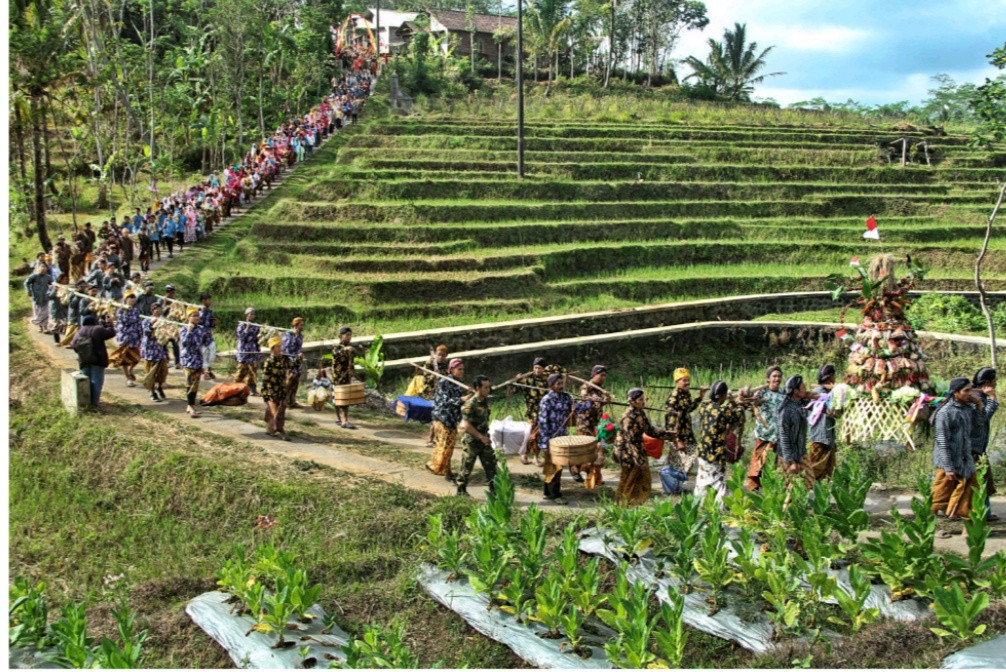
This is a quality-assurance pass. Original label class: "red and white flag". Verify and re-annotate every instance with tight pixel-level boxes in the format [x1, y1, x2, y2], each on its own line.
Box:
[863, 215, 879, 240]
[849, 256, 860, 266]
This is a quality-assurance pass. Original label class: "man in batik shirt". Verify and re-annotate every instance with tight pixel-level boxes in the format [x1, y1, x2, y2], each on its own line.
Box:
[614, 389, 674, 507]
[141, 303, 169, 402]
[515, 357, 566, 465]
[663, 367, 708, 471]
[235, 308, 261, 395]
[261, 337, 290, 441]
[427, 359, 471, 483]
[538, 374, 574, 505]
[574, 365, 611, 488]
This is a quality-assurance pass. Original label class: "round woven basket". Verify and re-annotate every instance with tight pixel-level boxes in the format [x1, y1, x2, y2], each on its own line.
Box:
[333, 382, 366, 406]
[549, 435, 598, 466]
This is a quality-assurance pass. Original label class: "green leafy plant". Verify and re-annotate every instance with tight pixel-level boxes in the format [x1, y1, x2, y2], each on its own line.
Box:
[663, 493, 704, 593]
[692, 496, 735, 614]
[828, 564, 880, 634]
[860, 478, 936, 599]
[9, 578, 52, 649]
[258, 585, 297, 645]
[748, 457, 788, 543]
[518, 504, 548, 583]
[607, 505, 652, 559]
[653, 589, 688, 668]
[47, 602, 95, 669]
[531, 570, 566, 637]
[728, 527, 765, 601]
[600, 568, 657, 668]
[986, 552, 1006, 599]
[824, 453, 871, 548]
[944, 464, 998, 590]
[928, 581, 990, 641]
[335, 617, 419, 668]
[756, 552, 803, 638]
[498, 565, 537, 624]
[722, 463, 756, 526]
[426, 514, 468, 580]
[353, 335, 385, 388]
[558, 604, 587, 655]
[465, 521, 512, 603]
[566, 556, 608, 620]
[93, 605, 148, 669]
[796, 519, 838, 627]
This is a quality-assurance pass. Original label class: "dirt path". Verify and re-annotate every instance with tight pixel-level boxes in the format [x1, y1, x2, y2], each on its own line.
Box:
[28, 325, 1006, 555]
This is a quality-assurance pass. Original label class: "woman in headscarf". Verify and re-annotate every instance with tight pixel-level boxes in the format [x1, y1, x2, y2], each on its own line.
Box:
[663, 367, 708, 471]
[970, 368, 1000, 521]
[614, 389, 674, 507]
[807, 364, 841, 481]
[696, 381, 747, 502]
[746, 365, 786, 491]
[538, 373, 574, 505]
[421, 344, 451, 447]
[777, 374, 815, 490]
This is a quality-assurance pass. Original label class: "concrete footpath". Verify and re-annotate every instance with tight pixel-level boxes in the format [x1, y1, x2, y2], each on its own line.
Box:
[29, 324, 1006, 559]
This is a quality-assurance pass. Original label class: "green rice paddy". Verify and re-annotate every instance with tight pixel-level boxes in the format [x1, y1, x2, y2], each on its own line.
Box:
[154, 111, 1005, 344]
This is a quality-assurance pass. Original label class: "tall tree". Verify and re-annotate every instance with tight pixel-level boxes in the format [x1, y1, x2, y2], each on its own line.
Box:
[684, 22, 783, 101]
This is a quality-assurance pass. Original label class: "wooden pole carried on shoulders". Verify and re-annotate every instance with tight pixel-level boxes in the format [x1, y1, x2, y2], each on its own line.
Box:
[410, 362, 472, 392]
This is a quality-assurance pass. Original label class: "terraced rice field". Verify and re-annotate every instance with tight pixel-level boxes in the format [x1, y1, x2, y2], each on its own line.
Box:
[158, 115, 1006, 340]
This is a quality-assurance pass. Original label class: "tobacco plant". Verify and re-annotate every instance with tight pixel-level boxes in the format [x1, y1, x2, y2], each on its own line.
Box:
[599, 567, 658, 669]
[335, 617, 419, 668]
[653, 589, 688, 668]
[728, 528, 765, 602]
[928, 580, 990, 642]
[749, 458, 788, 541]
[9, 578, 53, 650]
[258, 585, 298, 645]
[756, 552, 804, 638]
[517, 505, 548, 583]
[466, 529, 512, 604]
[860, 479, 936, 599]
[828, 564, 879, 634]
[498, 565, 537, 624]
[944, 465, 998, 591]
[692, 496, 735, 615]
[485, 455, 516, 530]
[565, 556, 608, 620]
[47, 603, 94, 669]
[986, 552, 1006, 598]
[723, 463, 756, 526]
[663, 494, 704, 593]
[426, 514, 467, 580]
[558, 605, 587, 655]
[607, 505, 652, 559]
[796, 519, 838, 626]
[93, 605, 148, 669]
[824, 453, 871, 548]
[531, 570, 566, 637]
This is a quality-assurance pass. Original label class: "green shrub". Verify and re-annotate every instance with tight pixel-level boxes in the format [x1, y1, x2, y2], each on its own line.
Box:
[906, 293, 986, 332]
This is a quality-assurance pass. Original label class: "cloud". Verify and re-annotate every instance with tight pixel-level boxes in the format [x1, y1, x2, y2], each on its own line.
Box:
[755, 25, 873, 53]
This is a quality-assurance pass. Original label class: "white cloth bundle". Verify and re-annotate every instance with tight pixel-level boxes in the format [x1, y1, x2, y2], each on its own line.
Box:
[489, 416, 531, 455]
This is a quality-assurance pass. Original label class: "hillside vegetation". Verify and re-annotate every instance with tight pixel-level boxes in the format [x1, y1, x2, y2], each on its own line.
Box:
[155, 99, 1006, 340]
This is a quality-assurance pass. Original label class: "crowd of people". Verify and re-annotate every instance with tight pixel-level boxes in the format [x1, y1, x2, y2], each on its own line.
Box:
[416, 354, 999, 522]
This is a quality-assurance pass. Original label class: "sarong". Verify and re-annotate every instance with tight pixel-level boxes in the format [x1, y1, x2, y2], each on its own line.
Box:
[615, 463, 651, 507]
[807, 442, 837, 481]
[108, 345, 141, 369]
[745, 439, 776, 490]
[143, 359, 168, 391]
[427, 421, 457, 475]
[932, 469, 980, 519]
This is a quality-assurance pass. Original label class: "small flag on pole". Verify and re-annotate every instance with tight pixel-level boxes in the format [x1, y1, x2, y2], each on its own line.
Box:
[849, 256, 860, 266]
[863, 215, 880, 240]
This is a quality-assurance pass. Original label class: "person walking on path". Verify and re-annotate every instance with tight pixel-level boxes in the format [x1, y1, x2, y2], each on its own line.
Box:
[932, 377, 979, 532]
[25, 263, 53, 333]
[456, 375, 497, 497]
[72, 314, 117, 407]
[261, 336, 291, 440]
[970, 367, 1000, 521]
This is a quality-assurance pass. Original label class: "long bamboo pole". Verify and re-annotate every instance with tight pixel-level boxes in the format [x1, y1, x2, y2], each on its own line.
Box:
[239, 320, 294, 333]
[53, 283, 188, 326]
[502, 381, 664, 413]
[410, 362, 472, 392]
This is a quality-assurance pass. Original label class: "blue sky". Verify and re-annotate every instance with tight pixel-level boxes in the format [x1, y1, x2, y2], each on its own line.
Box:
[673, 0, 1006, 107]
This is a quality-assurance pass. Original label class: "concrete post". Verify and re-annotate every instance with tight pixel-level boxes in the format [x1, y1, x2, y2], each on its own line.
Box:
[61, 368, 90, 413]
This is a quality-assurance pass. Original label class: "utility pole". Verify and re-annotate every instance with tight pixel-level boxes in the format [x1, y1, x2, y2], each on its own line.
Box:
[375, 0, 381, 62]
[516, 0, 524, 178]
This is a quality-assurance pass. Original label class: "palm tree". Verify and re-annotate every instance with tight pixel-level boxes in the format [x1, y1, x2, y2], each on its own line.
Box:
[525, 0, 571, 93]
[684, 22, 784, 101]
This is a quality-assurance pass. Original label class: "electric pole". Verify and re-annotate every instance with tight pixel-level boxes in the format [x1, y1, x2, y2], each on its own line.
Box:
[516, 0, 524, 178]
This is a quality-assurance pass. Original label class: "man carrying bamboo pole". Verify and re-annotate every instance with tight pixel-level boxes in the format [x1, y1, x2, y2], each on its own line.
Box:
[235, 308, 261, 395]
[513, 358, 566, 466]
[141, 303, 170, 402]
[746, 365, 785, 491]
[932, 377, 979, 529]
[262, 337, 291, 441]
[456, 375, 496, 498]
[573, 365, 611, 488]
[427, 359, 473, 483]
[662, 368, 708, 472]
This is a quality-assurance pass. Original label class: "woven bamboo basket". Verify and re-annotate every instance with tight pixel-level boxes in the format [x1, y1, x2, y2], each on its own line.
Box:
[842, 398, 919, 449]
[549, 435, 598, 466]
[333, 382, 366, 406]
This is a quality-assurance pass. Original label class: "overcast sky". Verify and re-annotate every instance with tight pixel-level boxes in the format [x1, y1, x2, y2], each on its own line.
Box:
[672, 0, 1006, 107]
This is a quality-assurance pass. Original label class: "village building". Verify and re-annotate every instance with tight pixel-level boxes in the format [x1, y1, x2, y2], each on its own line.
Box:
[397, 9, 517, 64]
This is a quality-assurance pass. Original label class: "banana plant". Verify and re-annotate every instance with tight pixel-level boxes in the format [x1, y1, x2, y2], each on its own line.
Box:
[828, 564, 879, 634]
[353, 335, 385, 388]
[653, 589, 688, 668]
[929, 580, 990, 641]
[531, 570, 565, 637]
[692, 497, 735, 615]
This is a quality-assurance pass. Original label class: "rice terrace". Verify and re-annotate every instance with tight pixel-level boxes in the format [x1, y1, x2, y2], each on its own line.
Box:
[8, 0, 1006, 669]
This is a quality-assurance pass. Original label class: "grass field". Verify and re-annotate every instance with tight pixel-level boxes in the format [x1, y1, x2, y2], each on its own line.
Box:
[142, 103, 1005, 343]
